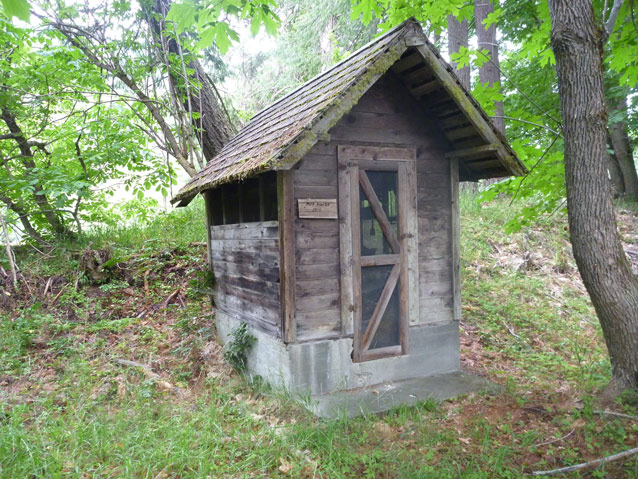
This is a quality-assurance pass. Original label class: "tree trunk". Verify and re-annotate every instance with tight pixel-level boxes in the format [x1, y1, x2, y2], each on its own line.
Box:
[548, 0, 638, 393]
[148, 0, 233, 164]
[608, 95, 638, 198]
[607, 141, 625, 196]
[0, 194, 47, 245]
[447, 14, 470, 90]
[474, 0, 506, 135]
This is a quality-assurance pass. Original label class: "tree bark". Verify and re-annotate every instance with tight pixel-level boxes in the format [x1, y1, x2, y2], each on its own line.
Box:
[608, 95, 638, 198]
[548, 0, 638, 393]
[447, 14, 470, 90]
[474, 0, 506, 134]
[148, 0, 233, 164]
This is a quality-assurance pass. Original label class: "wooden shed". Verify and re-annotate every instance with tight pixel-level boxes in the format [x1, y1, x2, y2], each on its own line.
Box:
[173, 18, 526, 404]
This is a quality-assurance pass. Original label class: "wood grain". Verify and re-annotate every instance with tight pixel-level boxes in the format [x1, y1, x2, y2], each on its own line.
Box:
[278, 171, 296, 343]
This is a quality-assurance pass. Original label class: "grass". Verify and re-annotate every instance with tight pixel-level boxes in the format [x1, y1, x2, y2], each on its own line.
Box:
[88, 197, 208, 251]
[1, 193, 637, 478]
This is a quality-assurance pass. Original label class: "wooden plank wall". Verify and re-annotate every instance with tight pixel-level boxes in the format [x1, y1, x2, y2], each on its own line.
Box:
[292, 152, 342, 341]
[210, 221, 282, 337]
[292, 70, 454, 342]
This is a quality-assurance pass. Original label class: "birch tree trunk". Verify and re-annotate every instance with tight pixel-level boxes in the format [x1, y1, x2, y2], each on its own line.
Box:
[548, 0, 638, 394]
[474, 0, 505, 134]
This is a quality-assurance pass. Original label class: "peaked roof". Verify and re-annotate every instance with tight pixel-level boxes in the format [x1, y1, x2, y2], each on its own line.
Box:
[173, 18, 526, 206]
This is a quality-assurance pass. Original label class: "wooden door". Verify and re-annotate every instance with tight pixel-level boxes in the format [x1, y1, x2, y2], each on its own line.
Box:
[338, 146, 418, 362]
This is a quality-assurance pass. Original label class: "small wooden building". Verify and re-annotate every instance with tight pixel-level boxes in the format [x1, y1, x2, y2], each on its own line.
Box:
[173, 19, 525, 401]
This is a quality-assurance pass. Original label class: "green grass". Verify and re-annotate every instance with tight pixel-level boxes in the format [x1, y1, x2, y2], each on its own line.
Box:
[1, 195, 637, 478]
[88, 197, 208, 250]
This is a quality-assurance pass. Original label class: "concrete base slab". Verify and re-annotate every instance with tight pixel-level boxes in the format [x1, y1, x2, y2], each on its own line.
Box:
[308, 371, 500, 418]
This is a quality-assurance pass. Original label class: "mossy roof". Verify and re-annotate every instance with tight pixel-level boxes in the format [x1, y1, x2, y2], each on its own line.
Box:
[173, 18, 525, 206]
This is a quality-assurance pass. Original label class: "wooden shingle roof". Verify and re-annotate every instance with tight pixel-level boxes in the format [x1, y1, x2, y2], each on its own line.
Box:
[173, 18, 526, 206]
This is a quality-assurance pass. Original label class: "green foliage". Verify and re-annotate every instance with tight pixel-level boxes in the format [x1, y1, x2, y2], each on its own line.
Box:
[87, 317, 138, 333]
[619, 389, 638, 408]
[89, 196, 207, 250]
[223, 322, 256, 372]
[0, 16, 173, 240]
[350, 0, 638, 231]
[0, 0, 285, 242]
[351, 0, 471, 33]
[167, 0, 280, 53]
[0, 305, 53, 374]
[0, 0, 29, 21]
[231, 0, 378, 117]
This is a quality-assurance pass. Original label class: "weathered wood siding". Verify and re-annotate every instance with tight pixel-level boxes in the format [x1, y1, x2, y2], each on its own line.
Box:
[210, 221, 282, 337]
[292, 70, 454, 341]
[292, 159, 341, 341]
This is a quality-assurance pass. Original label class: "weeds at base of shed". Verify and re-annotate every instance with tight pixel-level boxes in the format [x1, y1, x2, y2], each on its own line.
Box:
[1, 194, 638, 478]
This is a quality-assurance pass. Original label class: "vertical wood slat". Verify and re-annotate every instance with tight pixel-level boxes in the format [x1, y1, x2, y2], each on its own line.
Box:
[398, 164, 408, 353]
[278, 171, 297, 342]
[450, 158, 461, 321]
[396, 163, 409, 351]
[351, 165, 363, 361]
[404, 161, 420, 327]
[338, 159, 354, 335]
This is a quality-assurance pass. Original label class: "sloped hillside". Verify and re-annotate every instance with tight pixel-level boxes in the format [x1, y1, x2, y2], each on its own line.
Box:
[0, 196, 637, 478]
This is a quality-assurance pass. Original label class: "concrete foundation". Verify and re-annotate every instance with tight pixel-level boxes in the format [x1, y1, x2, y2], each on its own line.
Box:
[310, 371, 500, 418]
[216, 311, 491, 415]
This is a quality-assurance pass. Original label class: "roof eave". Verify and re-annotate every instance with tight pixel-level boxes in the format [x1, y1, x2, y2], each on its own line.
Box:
[410, 42, 526, 178]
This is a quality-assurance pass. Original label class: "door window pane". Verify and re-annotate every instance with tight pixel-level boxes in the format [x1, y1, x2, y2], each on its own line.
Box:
[369, 285, 400, 349]
[360, 265, 400, 350]
[359, 170, 398, 256]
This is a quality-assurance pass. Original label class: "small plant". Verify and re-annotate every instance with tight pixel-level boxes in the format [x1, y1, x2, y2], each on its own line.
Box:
[618, 388, 638, 408]
[98, 280, 129, 293]
[187, 270, 215, 299]
[223, 323, 256, 372]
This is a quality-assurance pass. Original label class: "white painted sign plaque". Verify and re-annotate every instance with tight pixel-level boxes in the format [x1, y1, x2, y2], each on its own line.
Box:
[298, 199, 338, 219]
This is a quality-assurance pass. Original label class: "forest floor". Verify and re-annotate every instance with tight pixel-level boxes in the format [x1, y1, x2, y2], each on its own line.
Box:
[1, 195, 638, 478]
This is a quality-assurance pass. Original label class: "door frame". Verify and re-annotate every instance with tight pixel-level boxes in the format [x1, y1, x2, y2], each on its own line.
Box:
[338, 145, 419, 362]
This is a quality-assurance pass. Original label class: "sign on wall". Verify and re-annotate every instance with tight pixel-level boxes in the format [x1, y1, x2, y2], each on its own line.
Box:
[298, 199, 338, 219]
